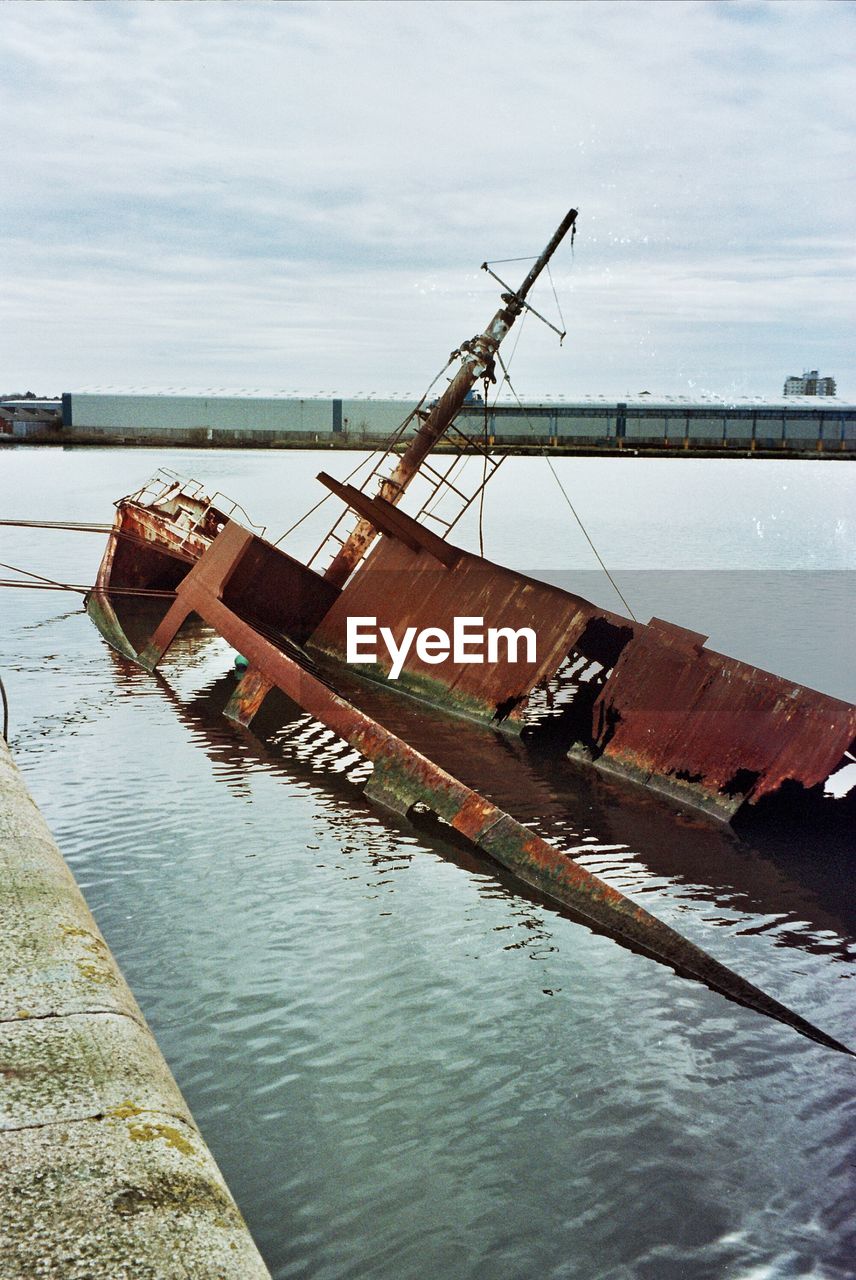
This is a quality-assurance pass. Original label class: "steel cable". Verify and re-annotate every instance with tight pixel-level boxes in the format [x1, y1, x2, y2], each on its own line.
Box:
[494, 350, 638, 622]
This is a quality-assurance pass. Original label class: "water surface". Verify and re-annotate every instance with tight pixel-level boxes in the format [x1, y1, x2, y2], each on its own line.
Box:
[1, 447, 854, 1279]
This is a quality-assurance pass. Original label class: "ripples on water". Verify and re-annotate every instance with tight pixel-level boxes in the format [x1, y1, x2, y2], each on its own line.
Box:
[2, 449, 855, 1280]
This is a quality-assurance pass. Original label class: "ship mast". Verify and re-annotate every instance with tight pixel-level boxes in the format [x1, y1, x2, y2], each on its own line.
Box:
[322, 207, 578, 588]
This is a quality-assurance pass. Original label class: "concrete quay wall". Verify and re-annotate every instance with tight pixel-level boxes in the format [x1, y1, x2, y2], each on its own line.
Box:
[0, 736, 272, 1279]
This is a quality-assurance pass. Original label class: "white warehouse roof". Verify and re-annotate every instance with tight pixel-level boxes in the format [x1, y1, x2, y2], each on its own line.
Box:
[67, 388, 854, 410]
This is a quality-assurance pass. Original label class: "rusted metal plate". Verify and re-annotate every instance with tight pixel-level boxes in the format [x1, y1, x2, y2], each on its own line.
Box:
[95, 506, 193, 593]
[317, 473, 462, 568]
[309, 534, 631, 726]
[220, 532, 341, 643]
[590, 623, 856, 818]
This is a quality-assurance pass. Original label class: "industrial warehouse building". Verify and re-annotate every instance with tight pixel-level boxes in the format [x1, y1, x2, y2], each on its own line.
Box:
[2, 390, 855, 453]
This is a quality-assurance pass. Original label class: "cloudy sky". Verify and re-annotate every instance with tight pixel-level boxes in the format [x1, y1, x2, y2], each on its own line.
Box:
[2, 0, 854, 399]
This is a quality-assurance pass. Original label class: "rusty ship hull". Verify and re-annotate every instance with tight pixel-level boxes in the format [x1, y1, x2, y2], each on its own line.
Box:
[85, 210, 855, 1055]
[90, 469, 856, 825]
[85, 479, 856, 1056]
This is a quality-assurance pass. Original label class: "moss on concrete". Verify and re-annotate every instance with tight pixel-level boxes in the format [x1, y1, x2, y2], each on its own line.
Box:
[0, 738, 271, 1278]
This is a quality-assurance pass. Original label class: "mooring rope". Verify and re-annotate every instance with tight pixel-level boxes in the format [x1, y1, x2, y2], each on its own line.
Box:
[0, 673, 8, 741]
[0, 579, 178, 598]
[0, 519, 111, 532]
[0, 579, 86, 593]
[0, 559, 177, 599]
[0, 559, 85, 592]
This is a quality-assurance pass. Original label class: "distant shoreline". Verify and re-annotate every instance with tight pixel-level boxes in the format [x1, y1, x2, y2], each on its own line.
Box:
[2, 436, 853, 460]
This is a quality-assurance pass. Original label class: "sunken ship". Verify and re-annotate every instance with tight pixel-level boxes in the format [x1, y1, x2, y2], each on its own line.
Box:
[86, 209, 855, 1055]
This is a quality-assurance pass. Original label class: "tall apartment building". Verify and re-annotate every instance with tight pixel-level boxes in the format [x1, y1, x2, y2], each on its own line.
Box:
[783, 369, 837, 396]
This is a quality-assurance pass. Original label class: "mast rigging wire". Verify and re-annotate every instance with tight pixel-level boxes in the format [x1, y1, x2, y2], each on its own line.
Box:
[494, 350, 638, 622]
